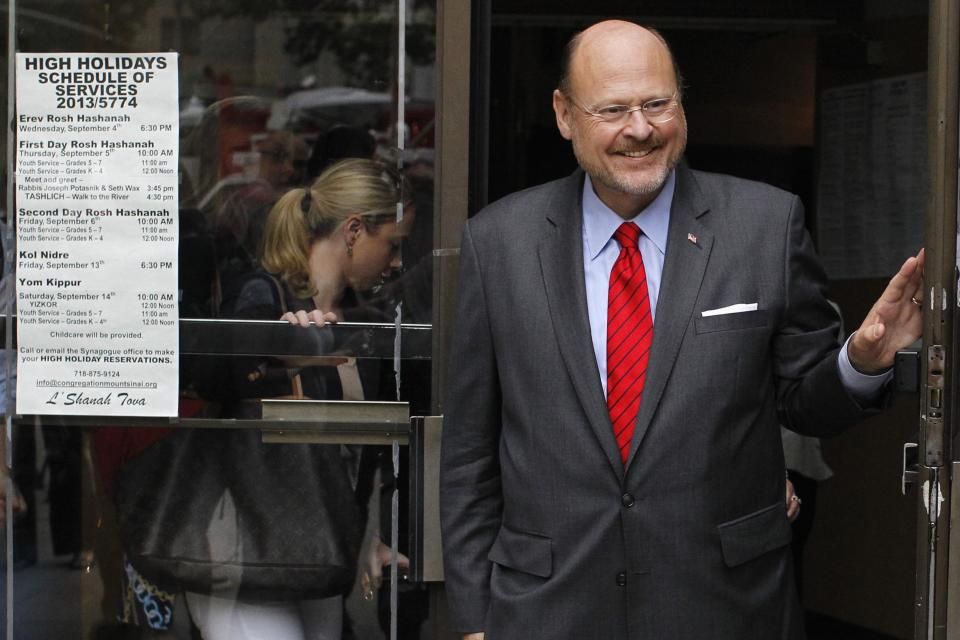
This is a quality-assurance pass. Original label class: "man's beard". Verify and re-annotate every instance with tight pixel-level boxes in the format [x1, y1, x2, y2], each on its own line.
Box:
[572, 122, 686, 199]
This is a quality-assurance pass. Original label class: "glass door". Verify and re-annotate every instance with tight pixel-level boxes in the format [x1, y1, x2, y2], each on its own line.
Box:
[1, 1, 440, 638]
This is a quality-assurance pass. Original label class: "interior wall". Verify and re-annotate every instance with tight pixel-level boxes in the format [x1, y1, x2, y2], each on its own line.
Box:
[676, 32, 816, 148]
[803, 282, 919, 639]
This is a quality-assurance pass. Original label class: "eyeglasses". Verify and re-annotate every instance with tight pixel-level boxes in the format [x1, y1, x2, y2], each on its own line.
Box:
[565, 92, 680, 126]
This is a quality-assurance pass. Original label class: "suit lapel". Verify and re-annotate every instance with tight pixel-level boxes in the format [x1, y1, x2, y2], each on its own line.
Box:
[538, 171, 624, 480]
[626, 164, 713, 469]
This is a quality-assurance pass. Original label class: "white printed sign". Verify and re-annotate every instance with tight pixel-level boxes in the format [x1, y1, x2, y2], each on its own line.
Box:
[15, 53, 179, 416]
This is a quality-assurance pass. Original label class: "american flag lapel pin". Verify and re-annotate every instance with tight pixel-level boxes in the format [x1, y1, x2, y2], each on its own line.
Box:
[687, 232, 698, 245]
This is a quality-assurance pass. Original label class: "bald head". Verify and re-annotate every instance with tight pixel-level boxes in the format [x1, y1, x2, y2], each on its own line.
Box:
[551, 19, 687, 217]
[558, 21, 683, 99]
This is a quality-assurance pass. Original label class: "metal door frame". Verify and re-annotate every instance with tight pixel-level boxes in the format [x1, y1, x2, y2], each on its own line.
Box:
[431, 0, 473, 417]
[916, 0, 959, 637]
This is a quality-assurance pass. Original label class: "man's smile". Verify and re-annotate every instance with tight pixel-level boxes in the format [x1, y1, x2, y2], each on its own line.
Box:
[613, 144, 660, 159]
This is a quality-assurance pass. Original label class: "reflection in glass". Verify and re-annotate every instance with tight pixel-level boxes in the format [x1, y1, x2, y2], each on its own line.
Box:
[218, 158, 409, 403]
[8, 0, 437, 636]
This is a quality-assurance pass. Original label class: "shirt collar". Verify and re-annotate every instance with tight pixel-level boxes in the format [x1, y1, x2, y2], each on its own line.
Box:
[582, 170, 674, 261]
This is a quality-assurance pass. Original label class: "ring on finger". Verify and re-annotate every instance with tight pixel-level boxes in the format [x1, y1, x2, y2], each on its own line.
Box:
[911, 296, 923, 307]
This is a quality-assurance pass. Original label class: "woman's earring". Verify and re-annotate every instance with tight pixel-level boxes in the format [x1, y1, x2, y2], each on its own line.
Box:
[346, 243, 353, 258]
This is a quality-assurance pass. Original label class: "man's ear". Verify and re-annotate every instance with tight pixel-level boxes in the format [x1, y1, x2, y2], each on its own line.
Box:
[553, 89, 574, 141]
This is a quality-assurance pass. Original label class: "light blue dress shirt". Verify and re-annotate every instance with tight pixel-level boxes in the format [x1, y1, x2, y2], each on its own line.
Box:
[580, 171, 890, 400]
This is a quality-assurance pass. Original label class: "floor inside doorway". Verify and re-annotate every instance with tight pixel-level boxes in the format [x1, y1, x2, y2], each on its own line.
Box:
[806, 612, 899, 639]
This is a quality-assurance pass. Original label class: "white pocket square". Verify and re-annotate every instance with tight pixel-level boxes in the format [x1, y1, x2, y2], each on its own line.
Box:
[701, 303, 758, 317]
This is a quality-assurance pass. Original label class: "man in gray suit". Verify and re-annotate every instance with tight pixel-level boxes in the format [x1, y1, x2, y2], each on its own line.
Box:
[439, 20, 924, 640]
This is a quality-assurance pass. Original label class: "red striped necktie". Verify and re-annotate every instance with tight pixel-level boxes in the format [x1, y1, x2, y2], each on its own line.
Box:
[607, 222, 653, 464]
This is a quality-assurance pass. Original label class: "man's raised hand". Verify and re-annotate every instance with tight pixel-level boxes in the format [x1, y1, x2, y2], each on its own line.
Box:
[848, 249, 925, 374]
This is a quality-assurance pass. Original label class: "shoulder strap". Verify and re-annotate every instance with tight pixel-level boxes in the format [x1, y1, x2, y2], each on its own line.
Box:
[261, 273, 305, 398]
[260, 273, 288, 315]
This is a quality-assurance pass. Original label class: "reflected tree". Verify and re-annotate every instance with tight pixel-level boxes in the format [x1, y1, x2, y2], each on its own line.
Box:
[14, 0, 155, 52]
[187, 0, 436, 88]
[13, 0, 435, 91]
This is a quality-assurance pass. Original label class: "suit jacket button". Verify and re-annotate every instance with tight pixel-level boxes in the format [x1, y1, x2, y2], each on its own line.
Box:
[621, 493, 635, 508]
[616, 571, 627, 586]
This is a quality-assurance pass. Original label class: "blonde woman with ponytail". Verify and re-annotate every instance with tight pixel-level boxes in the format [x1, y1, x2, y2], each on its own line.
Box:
[262, 158, 411, 326]
[185, 158, 413, 640]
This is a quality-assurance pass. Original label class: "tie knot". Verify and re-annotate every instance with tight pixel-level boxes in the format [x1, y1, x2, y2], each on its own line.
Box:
[613, 222, 641, 250]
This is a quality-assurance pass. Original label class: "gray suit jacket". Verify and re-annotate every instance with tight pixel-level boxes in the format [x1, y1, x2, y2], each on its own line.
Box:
[439, 164, 876, 640]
